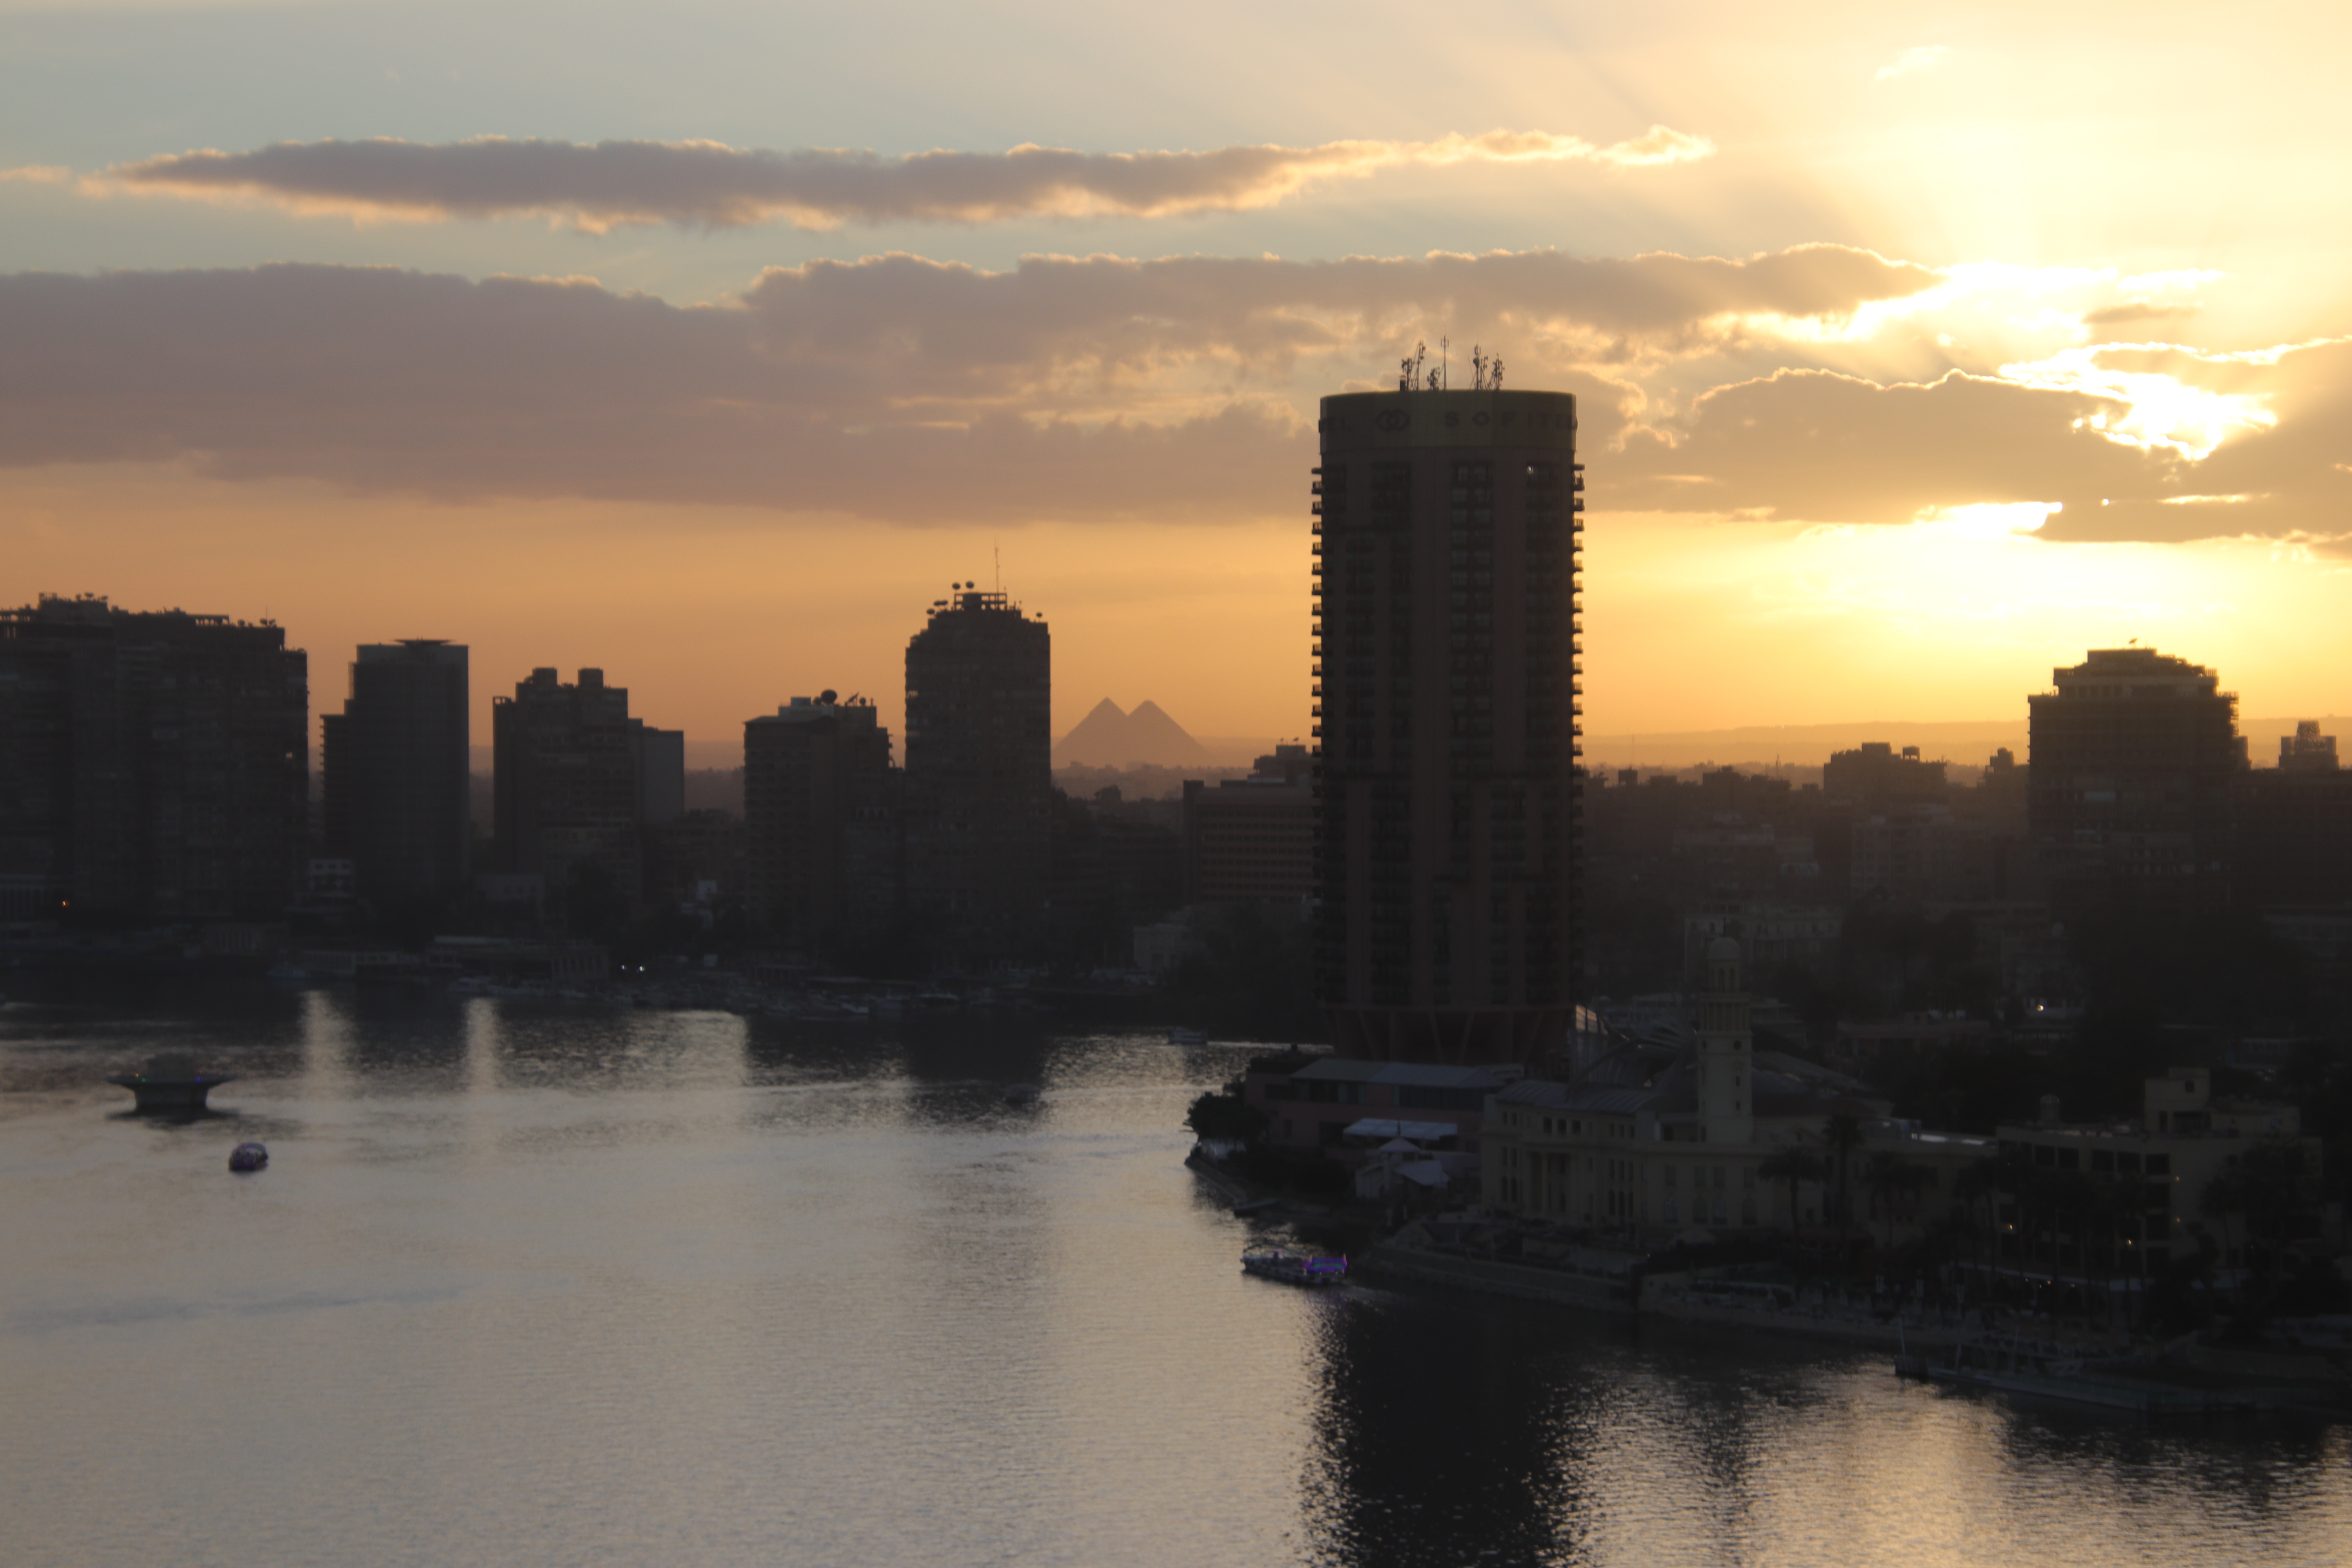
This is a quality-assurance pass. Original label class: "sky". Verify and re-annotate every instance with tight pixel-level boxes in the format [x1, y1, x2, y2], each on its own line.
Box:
[5, 0, 2350, 765]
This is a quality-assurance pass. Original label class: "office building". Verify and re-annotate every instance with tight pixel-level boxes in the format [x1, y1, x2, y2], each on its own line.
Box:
[1994, 1069, 2320, 1285]
[493, 667, 681, 915]
[1183, 745, 1314, 904]
[1312, 385, 1583, 1065]
[2238, 721, 2352, 907]
[0, 594, 307, 920]
[904, 585, 1052, 964]
[744, 692, 899, 955]
[322, 640, 470, 907]
[2027, 647, 2239, 907]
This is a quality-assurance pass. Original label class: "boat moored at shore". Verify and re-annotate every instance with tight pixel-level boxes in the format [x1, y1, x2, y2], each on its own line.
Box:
[1241, 1250, 1348, 1287]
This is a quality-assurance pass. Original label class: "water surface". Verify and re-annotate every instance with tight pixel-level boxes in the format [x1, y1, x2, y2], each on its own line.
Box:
[4, 981, 2345, 1566]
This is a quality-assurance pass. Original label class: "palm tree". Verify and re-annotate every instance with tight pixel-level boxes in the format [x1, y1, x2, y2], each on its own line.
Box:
[1864, 1152, 1937, 1252]
[1951, 1160, 2000, 1277]
[2201, 1142, 2313, 1294]
[1759, 1146, 1826, 1236]
[1823, 1112, 1866, 1234]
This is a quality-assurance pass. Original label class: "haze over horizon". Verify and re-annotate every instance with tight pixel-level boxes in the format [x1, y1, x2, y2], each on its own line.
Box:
[7, 1, 2350, 751]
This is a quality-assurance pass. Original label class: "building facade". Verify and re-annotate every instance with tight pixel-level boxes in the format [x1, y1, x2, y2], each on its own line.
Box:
[2236, 720, 2352, 909]
[492, 667, 680, 917]
[903, 586, 1052, 965]
[1481, 939, 1991, 1245]
[1184, 745, 1314, 905]
[1312, 387, 1583, 1064]
[322, 640, 470, 907]
[1993, 1069, 2322, 1286]
[0, 594, 308, 920]
[744, 692, 899, 956]
[2027, 647, 2239, 908]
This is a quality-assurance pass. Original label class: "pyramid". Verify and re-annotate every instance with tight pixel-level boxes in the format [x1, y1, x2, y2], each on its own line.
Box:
[1124, 701, 1213, 764]
[1055, 698, 1214, 766]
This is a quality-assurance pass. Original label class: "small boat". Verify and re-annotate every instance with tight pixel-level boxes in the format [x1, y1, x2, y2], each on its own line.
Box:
[228, 1142, 269, 1172]
[1003, 1083, 1042, 1105]
[1241, 1250, 1348, 1287]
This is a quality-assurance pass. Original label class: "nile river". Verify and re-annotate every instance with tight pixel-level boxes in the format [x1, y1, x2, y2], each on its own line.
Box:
[3, 980, 2348, 1568]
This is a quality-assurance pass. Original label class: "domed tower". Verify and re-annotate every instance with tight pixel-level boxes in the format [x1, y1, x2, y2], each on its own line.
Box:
[1695, 935, 1754, 1143]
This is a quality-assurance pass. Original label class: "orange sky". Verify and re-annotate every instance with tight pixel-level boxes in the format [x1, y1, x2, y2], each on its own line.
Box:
[6, 0, 2349, 761]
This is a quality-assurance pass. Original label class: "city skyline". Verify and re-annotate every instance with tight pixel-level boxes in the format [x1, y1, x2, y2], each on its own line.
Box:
[8, 4, 2352, 749]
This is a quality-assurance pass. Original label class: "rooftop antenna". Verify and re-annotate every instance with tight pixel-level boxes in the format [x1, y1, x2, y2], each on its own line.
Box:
[1441, 336, 1449, 391]
[995, 540, 1000, 594]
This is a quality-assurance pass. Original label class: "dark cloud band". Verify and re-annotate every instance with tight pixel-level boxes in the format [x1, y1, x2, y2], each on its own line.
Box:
[101, 128, 1714, 231]
[3, 250, 2330, 541]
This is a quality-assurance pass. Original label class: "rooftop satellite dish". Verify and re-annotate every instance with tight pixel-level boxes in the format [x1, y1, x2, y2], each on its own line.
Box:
[819, 689, 838, 705]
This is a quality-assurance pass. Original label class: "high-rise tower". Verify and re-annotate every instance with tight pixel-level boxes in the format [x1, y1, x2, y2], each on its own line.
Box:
[903, 585, 1051, 964]
[2027, 646, 2238, 908]
[1312, 386, 1582, 1064]
[0, 595, 307, 920]
[744, 692, 899, 957]
[493, 667, 679, 916]
[322, 640, 470, 907]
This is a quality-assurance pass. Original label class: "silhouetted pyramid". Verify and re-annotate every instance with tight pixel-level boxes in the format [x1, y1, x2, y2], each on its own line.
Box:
[1055, 698, 1214, 766]
[1124, 701, 1211, 764]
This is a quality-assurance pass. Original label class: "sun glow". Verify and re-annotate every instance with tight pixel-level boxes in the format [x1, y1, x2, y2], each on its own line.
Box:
[2005, 348, 2274, 460]
[1583, 508, 2352, 735]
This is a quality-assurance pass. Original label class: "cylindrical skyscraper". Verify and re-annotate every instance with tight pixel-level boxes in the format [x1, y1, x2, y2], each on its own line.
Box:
[903, 586, 1052, 965]
[1312, 388, 1582, 1064]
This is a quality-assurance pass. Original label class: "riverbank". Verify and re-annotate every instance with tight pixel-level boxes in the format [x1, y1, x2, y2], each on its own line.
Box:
[1356, 1238, 1637, 1314]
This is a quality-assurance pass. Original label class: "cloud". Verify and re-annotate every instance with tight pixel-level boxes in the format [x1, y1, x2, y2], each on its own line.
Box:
[0, 263, 1305, 521]
[0, 165, 72, 184]
[2084, 301, 2199, 327]
[0, 245, 1935, 522]
[1610, 368, 2178, 523]
[8, 249, 2333, 544]
[731, 244, 1938, 399]
[100, 128, 1716, 232]
[1875, 45, 1950, 82]
[1607, 343, 2352, 545]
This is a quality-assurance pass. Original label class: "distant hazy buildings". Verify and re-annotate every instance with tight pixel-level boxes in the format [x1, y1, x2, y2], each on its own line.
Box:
[904, 585, 1052, 964]
[492, 666, 682, 916]
[323, 640, 470, 907]
[0, 594, 307, 920]
[2029, 647, 2239, 908]
[1822, 742, 1947, 811]
[744, 691, 899, 955]
[1312, 385, 1583, 1065]
[2239, 719, 2352, 908]
[2278, 719, 2340, 773]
